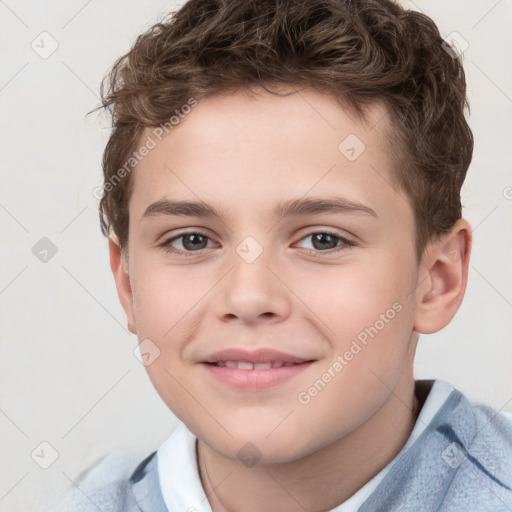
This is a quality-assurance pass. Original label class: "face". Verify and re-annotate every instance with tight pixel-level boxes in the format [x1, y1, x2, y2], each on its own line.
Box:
[118, 88, 423, 463]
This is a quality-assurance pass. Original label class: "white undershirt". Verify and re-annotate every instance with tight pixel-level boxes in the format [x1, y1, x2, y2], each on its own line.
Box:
[157, 379, 456, 512]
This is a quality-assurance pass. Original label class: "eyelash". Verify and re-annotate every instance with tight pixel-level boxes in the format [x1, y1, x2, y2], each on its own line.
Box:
[159, 230, 356, 257]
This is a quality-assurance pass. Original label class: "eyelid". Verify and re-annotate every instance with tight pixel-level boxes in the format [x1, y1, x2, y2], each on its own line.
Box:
[294, 225, 356, 242]
[161, 228, 213, 242]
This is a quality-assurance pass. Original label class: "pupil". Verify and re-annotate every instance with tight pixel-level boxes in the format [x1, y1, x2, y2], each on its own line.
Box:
[312, 233, 337, 250]
[183, 234, 207, 250]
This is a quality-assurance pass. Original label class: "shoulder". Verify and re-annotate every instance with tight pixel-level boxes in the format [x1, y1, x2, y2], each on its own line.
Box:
[361, 385, 512, 512]
[435, 391, 512, 511]
[464, 398, 512, 449]
[56, 449, 154, 512]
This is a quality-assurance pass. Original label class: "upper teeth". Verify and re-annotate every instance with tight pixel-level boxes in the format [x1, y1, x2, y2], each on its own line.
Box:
[216, 361, 297, 370]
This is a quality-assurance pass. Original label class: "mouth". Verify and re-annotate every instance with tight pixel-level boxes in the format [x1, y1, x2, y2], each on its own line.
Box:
[206, 360, 305, 370]
[201, 349, 315, 390]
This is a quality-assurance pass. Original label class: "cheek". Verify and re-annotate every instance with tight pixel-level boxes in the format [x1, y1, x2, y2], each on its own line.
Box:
[130, 262, 203, 336]
[294, 259, 411, 338]
[129, 267, 200, 417]
[294, 258, 417, 390]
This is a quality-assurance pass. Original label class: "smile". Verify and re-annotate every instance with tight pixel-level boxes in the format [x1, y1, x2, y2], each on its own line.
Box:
[211, 361, 302, 370]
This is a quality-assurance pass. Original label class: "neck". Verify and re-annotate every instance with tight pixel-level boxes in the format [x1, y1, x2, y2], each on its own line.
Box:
[198, 378, 421, 512]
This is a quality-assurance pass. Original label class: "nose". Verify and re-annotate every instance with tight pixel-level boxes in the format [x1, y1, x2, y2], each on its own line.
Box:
[213, 244, 292, 325]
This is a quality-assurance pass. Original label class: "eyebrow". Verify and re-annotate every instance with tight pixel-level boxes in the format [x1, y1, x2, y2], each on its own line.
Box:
[141, 196, 378, 221]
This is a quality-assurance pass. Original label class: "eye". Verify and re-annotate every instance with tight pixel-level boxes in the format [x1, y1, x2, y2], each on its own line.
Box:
[295, 230, 355, 255]
[159, 229, 356, 257]
[160, 232, 216, 256]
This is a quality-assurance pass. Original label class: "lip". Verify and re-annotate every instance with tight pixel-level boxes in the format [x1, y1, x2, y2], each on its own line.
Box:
[203, 348, 310, 365]
[201, 348, 315, 391]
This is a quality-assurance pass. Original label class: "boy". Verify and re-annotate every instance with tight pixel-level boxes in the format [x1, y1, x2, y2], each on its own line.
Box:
[59, 0, 512, 510]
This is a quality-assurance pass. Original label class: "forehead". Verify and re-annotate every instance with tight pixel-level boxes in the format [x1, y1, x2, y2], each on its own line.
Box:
[130, 88, 408, 226]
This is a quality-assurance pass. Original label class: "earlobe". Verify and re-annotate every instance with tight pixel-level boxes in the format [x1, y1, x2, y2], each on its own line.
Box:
[108, 236, 137, 335]
[414, 219, 472, 334]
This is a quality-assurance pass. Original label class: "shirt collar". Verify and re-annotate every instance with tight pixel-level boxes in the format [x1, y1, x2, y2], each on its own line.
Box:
[157, 421, 213, 512]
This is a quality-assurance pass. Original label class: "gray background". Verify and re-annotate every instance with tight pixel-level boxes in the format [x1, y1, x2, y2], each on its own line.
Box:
[0, 1, 511, 510]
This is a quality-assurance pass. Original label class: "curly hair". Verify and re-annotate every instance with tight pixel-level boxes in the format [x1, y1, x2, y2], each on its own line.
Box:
[94, 0, 473, 262]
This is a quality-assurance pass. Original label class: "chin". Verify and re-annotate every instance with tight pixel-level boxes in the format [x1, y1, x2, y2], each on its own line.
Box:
[202, 422, 320, 465]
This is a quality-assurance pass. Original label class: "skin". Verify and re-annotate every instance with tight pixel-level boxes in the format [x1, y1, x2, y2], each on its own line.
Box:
[109, 87, 472, 512]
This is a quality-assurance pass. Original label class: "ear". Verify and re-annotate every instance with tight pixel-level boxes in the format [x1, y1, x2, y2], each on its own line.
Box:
[108, 236, 137, 334]
[413, 218, 472, 334]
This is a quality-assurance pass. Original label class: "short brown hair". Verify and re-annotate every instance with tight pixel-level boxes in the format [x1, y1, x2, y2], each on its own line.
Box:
[95, 0, 473, 261]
